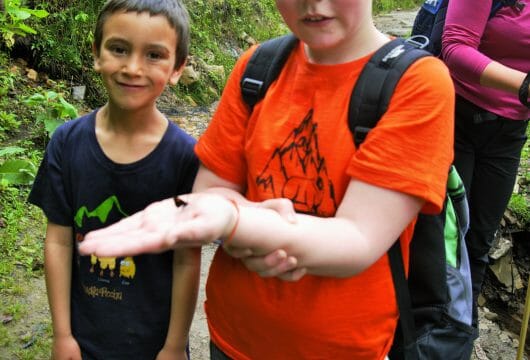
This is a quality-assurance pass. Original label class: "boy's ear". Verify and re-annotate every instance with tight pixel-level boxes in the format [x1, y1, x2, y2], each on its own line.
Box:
[92, 43, 101, 73]
[168, 63, 185, 85]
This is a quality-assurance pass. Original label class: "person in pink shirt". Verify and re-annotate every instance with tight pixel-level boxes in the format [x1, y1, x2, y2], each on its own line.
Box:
[442, 0, 530, 329]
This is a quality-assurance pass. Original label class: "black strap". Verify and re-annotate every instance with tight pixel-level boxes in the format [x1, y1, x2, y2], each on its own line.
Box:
[348, 38, 431, 354]
[388, 240, 417, 352]
[348, 38, 431, 148]
[240, 34, 298, 110]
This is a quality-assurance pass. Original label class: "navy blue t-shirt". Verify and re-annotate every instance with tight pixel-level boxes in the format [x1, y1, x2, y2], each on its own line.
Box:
[29, 110, 198, 359]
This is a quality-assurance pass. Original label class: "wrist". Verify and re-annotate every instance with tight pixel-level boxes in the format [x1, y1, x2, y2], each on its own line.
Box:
[53, 330, 73, 339]
[518, 72, 530, 109]
[162, 339, 188, 352]
[222, 199, 240, 246]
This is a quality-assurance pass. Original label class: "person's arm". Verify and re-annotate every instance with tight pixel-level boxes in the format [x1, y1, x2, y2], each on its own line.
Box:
[156, 248, 200, 360]
[480, 61, 529, 99]
[442, 0, 530, 99]
[44, 222, 82, 360]
[193, 165, 303, 279]
[79, 166, 422, 277]
[194, 166, 423, 277]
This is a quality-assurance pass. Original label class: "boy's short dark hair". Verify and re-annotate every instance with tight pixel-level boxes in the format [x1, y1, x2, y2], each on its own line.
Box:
[94, 0, 190, 69]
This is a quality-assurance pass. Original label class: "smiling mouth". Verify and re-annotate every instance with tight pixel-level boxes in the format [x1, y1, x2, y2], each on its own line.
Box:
[303, 15, 330, 23]
[117, 82, 144, 88]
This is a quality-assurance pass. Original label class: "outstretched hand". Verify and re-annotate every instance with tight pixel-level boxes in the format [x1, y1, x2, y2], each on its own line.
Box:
[78, 193, 307, 281]
[79, 193, 236, 257]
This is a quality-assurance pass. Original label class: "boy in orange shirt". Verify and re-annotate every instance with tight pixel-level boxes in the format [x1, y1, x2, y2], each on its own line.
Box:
[80, 0, 455, 359]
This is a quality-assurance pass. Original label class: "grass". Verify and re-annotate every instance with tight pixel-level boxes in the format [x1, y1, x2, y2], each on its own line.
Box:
[0, 186, 50, 360]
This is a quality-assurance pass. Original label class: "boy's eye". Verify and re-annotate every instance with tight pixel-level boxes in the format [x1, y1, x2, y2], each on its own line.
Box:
[109, 44, 127, 55]
[147, 51, 164, 61]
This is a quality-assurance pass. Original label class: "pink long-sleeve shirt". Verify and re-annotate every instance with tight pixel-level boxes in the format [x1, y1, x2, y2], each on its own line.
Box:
[442, 0, 530, 120]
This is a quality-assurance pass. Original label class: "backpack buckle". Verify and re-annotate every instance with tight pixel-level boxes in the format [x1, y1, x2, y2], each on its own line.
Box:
[241, 78, 264, 99]
[406, 35, 430, 50]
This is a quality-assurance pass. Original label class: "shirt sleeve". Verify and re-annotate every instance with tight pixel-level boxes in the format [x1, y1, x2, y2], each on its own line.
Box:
[28, 127, 73, 226]
[441, 0, 493, 84]
[348, 57, 455, 214]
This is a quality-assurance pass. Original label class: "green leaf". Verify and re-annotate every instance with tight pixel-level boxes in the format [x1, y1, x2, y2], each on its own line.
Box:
[15, 23, 37, 35]
[28, 9, 49, 19]
[45, 91, 59, 101]
[44, 118, 64, 138]
[58, 97, 78, 119]
[23, 93, 46, 106]
[0, 147, 25, 157]
[10, 9, 32, 21]
[0, 159, 36, 185]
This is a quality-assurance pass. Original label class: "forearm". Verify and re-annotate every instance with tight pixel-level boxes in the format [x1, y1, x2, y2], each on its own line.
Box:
[44, 227, 74, 337]
[163, 247, 200, 351]
[480, 61, 530, 98]
[231, 208, 365, 276]
[228, 182, 422, 277]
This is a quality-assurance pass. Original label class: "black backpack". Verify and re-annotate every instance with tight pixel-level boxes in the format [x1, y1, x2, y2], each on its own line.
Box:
[240, 35, 475, 360]
[411, 0, 517, 56]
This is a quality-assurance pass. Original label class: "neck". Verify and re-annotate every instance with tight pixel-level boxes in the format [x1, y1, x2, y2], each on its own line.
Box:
[98, 103, 166, 135]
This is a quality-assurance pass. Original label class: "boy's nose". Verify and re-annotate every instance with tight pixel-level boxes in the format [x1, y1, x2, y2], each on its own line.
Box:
[122, 55, 143, 75]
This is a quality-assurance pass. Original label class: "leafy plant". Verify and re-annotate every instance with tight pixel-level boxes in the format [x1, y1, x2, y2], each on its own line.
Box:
[0, 0, 49, 47]
[0, 146, 36, 187]
[0, 111, 20, 140]
[508, 194, 530, 226]
[23, 90, 78, 138]
[0, 68, 16, 97]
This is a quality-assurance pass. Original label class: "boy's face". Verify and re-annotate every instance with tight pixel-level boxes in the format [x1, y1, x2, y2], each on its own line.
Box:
[275, 0, 370, 62]
[93, 10, 182, 111]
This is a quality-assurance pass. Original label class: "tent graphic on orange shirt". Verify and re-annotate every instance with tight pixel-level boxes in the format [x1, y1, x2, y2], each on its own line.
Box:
[256, 110, 338, 217]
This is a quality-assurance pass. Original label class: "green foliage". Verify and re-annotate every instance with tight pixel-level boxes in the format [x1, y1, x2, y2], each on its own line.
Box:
[0, 111, 21, 140]
[0, 146, 37, 187]
[0, 186, 45, 277]
[23, 90, 78, 138]
[178, 0, 285, 104]
[0, 158, 36, 187]
[0, 67, 15, 96]
[0, 186, 49, 360]
[509, 194, 530, 226]
[29, 3, 97, 78]
[0, 0, 49, 47]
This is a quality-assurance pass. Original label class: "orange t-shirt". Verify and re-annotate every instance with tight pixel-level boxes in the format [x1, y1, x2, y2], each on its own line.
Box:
[195, 41, 454, 359]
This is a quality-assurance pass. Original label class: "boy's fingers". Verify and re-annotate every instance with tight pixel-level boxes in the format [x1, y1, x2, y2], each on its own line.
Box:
[241, 250, 302, 278]
[257, 256, 298, 278]
[223, 245, 253, 258]
[260, 198, 296, 223]
[277, 267, 307, 282]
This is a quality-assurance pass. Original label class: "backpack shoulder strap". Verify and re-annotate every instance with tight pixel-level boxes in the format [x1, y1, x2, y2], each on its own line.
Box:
[348, 37, 432, 148]
[240, 34, 299, 110]
[348, 37, 432, 354]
